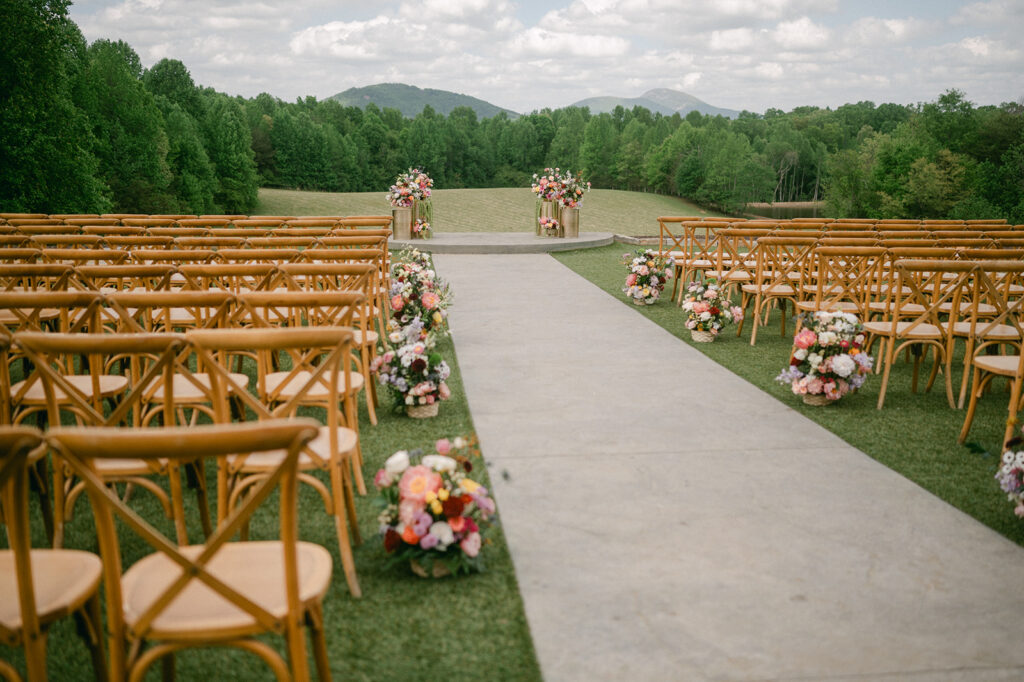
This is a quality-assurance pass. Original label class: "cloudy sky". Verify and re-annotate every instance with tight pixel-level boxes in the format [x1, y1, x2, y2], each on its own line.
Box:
[70, 0, 1024, 114]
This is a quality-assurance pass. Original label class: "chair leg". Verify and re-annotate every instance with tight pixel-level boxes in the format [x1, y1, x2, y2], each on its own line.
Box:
[877, 337, 896, 409]
[76, 592, 108, 682]
[161, 652, 175, 682]
[328, 463, 362, 598]
[959, 367, 985, 443]
[1004, 376, 1024, 447]
[30, 458, 55, 545]
[749, 297, 762, 346]
[167, 465, 189, 546]
[188, 461, 214, 538]
[307, 602, 332, 682]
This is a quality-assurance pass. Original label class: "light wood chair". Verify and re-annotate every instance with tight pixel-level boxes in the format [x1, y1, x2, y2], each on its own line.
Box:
[47, 419, 331, 681]
[0, 426, 106, 682]
[186, 328, 364, 598]
[795, 246, 886, 321]
[737, 236, 818, 345]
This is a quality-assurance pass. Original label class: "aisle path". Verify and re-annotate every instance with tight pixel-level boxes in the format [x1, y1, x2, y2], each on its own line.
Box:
[435, 253, 1024, 682]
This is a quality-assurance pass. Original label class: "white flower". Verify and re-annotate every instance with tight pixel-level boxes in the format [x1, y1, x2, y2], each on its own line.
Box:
[817, 331, 837, 346]
[422, 455, 457, 473]
[1015, 451, 1024, 467]
[429, 521, 455, 548]
[700, 311, 711, 321]
[794, 348, 808, 361]
[384, 450, 410, 475]
[807, 352, 823, 368]
[453, 436, 467, 449]
[832, 354, 857, 378]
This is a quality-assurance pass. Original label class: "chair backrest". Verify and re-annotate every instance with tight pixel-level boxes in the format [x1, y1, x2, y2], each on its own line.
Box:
[0, 264, 77, 292]
[41, 248, 129, 265]
[750, 236, 819, 291]
[0, 425, 48, 679]
[46, 419, 320, 677]
[229, 290, 363, 329]
[29, 235, 103, 249]
[891, 260, 976, 334]
[105, 290, 237, 333]
[74, 264, 177, 292]
[177, 263, 279, 293]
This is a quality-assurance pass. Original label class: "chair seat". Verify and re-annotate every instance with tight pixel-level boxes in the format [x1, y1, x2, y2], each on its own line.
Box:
[151, 372, 250, 401]
[0, 549, 102, 629]
[229, 426, 358, 470]
[10, 374, 129, 403]
[741, 284, 796, 295]
[121, 541, 332, 639]
[352, 329, 378, 346]
[264, 369, 364, 400]
[0, 308, 61, 325]
[93, 457, 170, 475]
[867, 301, 926, 314]
[862, 320, 944, 338]
[795, 300, 859, 313]
[973, 355, 1021, 376]
[937, 301, 997, 316]
[944, 321, 1020, 339]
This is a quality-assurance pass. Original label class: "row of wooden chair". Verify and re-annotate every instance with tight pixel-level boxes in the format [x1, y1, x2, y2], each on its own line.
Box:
[2, 418, 333, 681]
[0, 213, 392, 229]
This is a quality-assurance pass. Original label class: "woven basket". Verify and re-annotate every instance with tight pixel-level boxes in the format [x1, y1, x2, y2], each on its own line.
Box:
[406, 402, 439, 419]
[690, 329, 716, 343]
[802, 393, 833, 406]
[631, 297, 649, 306]
[410, 559, 450, 578]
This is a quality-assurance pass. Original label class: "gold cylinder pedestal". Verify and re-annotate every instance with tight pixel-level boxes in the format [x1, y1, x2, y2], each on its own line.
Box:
[537, 200, 555, 236]
[561, 207, 579, 238]
[392, 206, 412, 240]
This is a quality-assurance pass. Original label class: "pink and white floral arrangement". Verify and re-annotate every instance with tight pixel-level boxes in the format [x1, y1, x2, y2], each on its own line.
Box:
[558, 170, 591, 209]
[376, 436, 496, 575]
[681, 278, 743, 335]
[996, 446, 1024, 518]
[386, 168, 433, 208]
[412, 218, 431, 239]
[538, 216, 559, 235]
[370, 339, 451, 410]
[621, 249, 674, 305]
[387, 247, 452, 346]
[531, 168, 565, 202]
[775, 311, 873, 402]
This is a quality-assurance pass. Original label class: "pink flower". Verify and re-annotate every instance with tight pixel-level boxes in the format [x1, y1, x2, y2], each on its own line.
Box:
[730, 306, 744, 321]
[806, 377, 824, 394]
[1015, 503, 1024, 518]
[435, 438, 451, 455]
[374, 469, 392, 488]
[692, 302, 709, 314]
[421, 291, 440, 310]
[390, 295, 405, 312]
[794, 329, 817, 349]
[399, 498, 424, 525]
[438, 382, 451, 400]
[625, 273, 637, 286]
[460, 531, 481, 558]
[398, 465, 442, 504]
[419, 534, 439, 550]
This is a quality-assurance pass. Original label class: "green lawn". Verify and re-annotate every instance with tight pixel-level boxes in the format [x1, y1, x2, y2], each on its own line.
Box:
[257, 187, 727, 236]
[553, 244, 1024, 547]
[2, 338, 541, 681]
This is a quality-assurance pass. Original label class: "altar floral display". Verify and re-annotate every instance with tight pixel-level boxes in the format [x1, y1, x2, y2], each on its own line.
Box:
[376, 436, 496, 575]
[681, 278, 743, 337]
[370, 340, 452, 412]
[538, 216, 559, 235]
[412, 218, 431, 239]
[557, 170, 591, 208]
[386, 168, 434, 207]
[622, 249, 673, 305]
[996, 447, 1024, 518]
[531, 168, 565, 202]
[387, 248, 452, 345]
[775, 311, 873, 403]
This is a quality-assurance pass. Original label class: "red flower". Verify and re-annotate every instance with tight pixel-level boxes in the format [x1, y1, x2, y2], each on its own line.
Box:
[710, 306, 720, 315]
[384, 528, 401, 553]
[442, 495, 465, 518]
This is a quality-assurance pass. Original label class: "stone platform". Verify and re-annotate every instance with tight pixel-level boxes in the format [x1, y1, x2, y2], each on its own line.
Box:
[391, 231, 613, 254]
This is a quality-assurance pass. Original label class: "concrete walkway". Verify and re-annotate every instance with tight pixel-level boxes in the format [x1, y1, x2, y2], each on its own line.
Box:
[435, 253, 1024, 682]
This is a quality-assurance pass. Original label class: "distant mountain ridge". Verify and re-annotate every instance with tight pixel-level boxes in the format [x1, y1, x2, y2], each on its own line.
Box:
[327, 83, 519, 119]
[571, 88, 740, 119]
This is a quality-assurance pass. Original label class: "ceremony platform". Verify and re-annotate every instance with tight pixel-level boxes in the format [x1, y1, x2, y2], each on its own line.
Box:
[391, 231, 614, 254]
[438, 252, 1024, 682]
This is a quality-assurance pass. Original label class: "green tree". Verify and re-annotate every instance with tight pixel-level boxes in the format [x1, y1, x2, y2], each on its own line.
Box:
[580, 114, 619, 187]
[201, 91, 258, 212]
[155, 97, 216, 213]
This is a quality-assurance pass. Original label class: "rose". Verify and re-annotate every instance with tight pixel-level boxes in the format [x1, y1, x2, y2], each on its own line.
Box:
[794, 329, 817, 349]
[390, 295, 405, 312]
[460, 532, 481, 558]
[374, 469, 392, 488]
[421, 292, 440, 310]
[626, 273, 637, 286]
[384, 450, 410, 475]
[435, 438, 451, 455]
[831, 354, 857, 378]
[398, 465, 442, 504]
[438, 382, 451, 400]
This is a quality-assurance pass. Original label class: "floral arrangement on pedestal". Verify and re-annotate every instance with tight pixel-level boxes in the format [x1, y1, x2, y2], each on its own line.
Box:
[681, 278, 743, 341]
[621, 249, 673, 305]
[376, 436, 496, 576]
[387, 247, 452, 346]
[775, 311, 873, 404]
[557, 170, 591, 209]
[538, 216, 559, 236]
[412, 218, 431, 239]
[370, 339, 452, 417]
[387, 168, 434, 226]
[531, 167, 565, 202]
[996, 447, 1024, 518]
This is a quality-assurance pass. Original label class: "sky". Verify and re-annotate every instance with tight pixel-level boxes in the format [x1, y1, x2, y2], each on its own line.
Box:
[69, 0, 1024, 115]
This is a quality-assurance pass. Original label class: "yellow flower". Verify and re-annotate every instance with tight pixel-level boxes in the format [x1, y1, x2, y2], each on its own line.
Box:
[430, 500, 443, 515]
[438, 488, 450, 501]
[432, 311, 443, 325]
[461, 479, 480, 493]
[425, 491, 437, 503]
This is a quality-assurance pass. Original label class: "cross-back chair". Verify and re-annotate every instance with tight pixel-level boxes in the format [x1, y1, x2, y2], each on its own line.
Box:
[737, 236, 818, 345]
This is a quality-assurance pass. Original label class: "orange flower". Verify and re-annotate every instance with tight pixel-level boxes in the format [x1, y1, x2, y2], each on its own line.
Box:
[401, 525, 420, 544]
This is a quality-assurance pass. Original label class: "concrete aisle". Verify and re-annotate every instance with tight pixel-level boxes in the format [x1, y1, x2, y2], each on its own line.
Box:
[435, 253, 1024, 682]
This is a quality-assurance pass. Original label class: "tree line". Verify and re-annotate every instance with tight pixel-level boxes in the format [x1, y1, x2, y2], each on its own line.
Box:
[3, 0, 1023, 222]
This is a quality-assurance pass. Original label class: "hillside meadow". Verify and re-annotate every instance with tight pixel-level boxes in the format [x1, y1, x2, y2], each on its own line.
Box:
[257, 187, 727, 235]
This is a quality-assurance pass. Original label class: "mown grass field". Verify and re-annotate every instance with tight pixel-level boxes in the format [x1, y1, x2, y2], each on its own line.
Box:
[257, 187, 727, 235]
[554, 244, 1024, 548]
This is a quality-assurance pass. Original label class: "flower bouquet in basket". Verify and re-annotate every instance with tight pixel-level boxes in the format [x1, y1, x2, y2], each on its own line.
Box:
[622, 249, 673, 305]
[538, 216, 559, 236]
[370, 340, 452, 418]
[775, 311, 873, 405]
[996, 447, 1024, 518]
[412, 218, 431, 239]
[388, 248, 452, 346]
[681, 278, 743, 342]
[376, 436, 496, 576]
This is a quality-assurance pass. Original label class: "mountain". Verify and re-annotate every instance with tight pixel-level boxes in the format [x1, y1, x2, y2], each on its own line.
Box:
[571, 88, 740, 119]
[327, 83, 519, 119]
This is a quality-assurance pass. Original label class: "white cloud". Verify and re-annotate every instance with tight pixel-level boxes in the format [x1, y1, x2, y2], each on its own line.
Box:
[709, 28, 755, 51]
[772, 17, 830, 50]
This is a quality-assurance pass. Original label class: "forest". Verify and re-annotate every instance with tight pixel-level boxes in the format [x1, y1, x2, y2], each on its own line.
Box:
[3, 0, 1023, 222]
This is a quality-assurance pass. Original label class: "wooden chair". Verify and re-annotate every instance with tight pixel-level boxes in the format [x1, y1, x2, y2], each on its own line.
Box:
[0, 264, 77, 293]
[795, 246, 886, 321]
[74, 264, 177, 294]
[47, 419, 332, 681]
[0, 250, 41, 264]
[863, 260, 962, 409]
[12, 331, 211, 546]
[0, 426, 106, 682]
[186, 328, 364, 597]
[40, 249, 129, 266]
[737, 236, 818, 345]
[702, 228, 770, 298]
[177, 263, 279, 294]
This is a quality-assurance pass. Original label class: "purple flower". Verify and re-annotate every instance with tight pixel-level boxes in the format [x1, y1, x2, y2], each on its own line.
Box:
[419, 534, 439, 550]
[413, 511, 432, 536]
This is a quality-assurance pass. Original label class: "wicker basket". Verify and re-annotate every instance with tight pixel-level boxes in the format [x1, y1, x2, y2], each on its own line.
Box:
[410, 559, 450, 578]
[690, 329, 716, 343]
[631, 297, 648, 306]
[406, 402, 439, 419]
[802, 393, 833, 406]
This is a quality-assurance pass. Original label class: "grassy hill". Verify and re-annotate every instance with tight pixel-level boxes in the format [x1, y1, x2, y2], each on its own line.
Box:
[572, 88, 740, 119]
[256, 187, 727, 236]
[328, 83, 519, 119]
